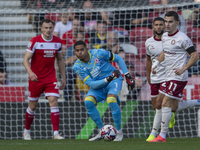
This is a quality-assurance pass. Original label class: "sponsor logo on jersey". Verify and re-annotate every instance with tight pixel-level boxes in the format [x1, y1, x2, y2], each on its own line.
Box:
[90, 66, 100, 78]
[171, 39, 175, 45]
[149, 45, 155, 50]
[164, 50, 176, 55]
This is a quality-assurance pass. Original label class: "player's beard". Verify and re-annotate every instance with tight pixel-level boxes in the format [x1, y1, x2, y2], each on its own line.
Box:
[154, 30, 164, 36]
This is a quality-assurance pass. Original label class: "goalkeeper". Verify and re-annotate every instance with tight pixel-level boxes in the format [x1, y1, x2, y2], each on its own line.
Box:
[73, 41, 135, 141]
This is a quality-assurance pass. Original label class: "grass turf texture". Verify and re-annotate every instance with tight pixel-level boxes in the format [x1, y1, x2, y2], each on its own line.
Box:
[0, 138, 200, 150]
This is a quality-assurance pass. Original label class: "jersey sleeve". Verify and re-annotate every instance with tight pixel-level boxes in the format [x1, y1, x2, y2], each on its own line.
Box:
[97, 49, 112, 61]
[181, 35, 193, 51]
[26, 37, 37, 53]
[57, 38, 62, 53]
[53, 22, 60, 33]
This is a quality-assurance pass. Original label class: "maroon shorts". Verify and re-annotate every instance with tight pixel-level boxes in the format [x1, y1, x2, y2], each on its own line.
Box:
[165, 80, 187, 100]
[28, 79, 59, 101]
[151, 82, 166, 97]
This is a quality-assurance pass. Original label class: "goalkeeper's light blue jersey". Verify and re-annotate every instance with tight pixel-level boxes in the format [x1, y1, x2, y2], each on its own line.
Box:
[73, 49, 127, 84]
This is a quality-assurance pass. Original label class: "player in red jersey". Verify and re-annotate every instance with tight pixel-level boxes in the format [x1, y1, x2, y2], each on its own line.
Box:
[22, 19, 66, 140]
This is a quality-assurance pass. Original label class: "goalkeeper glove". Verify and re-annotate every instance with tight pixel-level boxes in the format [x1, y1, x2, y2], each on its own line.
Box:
[125, 73, 135, 90]
[105, 70, 121, 83]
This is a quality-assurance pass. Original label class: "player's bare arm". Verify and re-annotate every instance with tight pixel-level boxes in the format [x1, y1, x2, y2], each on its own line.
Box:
[146, 56, 152, 84]
[64, 55, 77, 66]
[61, 46, 66, 56]
[56, 52, 66, 90]
[173, 51, 199, 75]
[151, 51, 165, 74]
[23, 51, 38, 82]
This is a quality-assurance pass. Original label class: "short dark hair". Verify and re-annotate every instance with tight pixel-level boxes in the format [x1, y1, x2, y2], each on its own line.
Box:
[153, 17, 165, 24]
[40, 19, 54, 26]
[165, 11, 179, 21]
[74, 41, 87, 49]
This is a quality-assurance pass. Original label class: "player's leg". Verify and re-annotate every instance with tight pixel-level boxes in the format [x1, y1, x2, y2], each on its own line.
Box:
[48, 96, 64, 139]
[23, 80, 41, 140]
[149, 96, 176, 142]
[146, 93, 164, 141]
[107, 78, 123, 141]
[24, 100, 38, 140]
[173, 99, 200, 113]
[85, 89, 106, 141]
[149, 80, 188, 142]
[46, 81, 64, 139]
[169, 99, 200, 128]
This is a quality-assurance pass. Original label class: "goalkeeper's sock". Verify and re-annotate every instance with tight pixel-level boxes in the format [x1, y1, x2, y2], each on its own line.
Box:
[160, 107, 171, 139]
[25, 107, 35, 130]
[108, 100, 121, 130]
[85, 100, 104, 129]
[151, 109, 162, 137]
[176, 99, 199, 113]
[51, 106, 59, 131]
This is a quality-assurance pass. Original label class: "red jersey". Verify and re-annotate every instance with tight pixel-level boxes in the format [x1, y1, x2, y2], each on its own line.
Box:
[26, 34, 62, 80]
[61, 30, 89, 48]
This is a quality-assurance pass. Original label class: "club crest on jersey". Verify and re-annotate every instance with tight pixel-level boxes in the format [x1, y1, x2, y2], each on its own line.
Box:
[54, 44, 58, 48]
[171, 40, 175, 45]
[94, 58, 100, 64]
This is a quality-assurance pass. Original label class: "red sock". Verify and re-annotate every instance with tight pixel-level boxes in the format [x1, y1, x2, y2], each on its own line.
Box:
[25, 108, 35, 130]
[51, 107, 59, 131]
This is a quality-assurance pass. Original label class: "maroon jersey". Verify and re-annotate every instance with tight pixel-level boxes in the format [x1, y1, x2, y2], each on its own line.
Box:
[26, 34, 62, 80]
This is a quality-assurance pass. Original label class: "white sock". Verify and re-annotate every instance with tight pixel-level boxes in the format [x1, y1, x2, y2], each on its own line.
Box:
[159, 132, 167, 139]
[151, 109, 162, 137]
[117, 129, 122, 134]
[160, 107, 171, 139]
[54, 131, 59, 136]
[176, 100, 196, 112]
[24, 129, 30, 134]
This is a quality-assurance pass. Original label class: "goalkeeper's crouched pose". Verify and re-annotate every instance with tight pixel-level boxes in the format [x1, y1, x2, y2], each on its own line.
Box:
[73, 41, 135, 141]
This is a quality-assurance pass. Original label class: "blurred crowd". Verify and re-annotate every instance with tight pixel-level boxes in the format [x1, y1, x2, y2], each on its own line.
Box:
[15, 0, 200, 100]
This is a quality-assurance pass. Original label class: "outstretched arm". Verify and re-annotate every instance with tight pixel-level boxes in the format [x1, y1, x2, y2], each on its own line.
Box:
[84, 70, 121, 90]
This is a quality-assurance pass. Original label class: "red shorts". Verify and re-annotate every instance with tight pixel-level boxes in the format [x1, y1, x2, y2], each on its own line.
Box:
[165, 80, 187, 100]
[151, 82, 166, 97]
[28, 79, 59, 101]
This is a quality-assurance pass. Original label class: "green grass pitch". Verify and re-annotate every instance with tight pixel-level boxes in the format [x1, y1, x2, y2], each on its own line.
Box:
[0, 138, 200, 150]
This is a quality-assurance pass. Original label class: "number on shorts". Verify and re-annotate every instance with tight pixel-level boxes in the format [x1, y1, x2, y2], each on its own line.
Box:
[54, 82, 59, 89]
[168, 82, 177, 91]
[161, 82, 166, 87]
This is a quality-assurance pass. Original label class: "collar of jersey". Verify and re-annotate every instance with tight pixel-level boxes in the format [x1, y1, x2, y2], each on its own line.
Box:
[97, 33, 106, 40]
[41, 34, 53, 42]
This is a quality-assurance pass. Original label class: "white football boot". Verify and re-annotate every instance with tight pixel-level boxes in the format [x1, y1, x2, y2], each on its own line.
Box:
[54, 133, 65, 139]
[89, 131, 102, 141]
[23, 130, 32, 140]
[113, 130, 123, 141]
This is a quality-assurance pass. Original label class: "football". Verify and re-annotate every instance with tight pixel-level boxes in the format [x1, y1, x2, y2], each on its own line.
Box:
[100, 125, 117, 141]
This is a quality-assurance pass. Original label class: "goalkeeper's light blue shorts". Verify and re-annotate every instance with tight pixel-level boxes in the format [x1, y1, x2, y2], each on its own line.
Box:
[86, 78, 123, 103]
